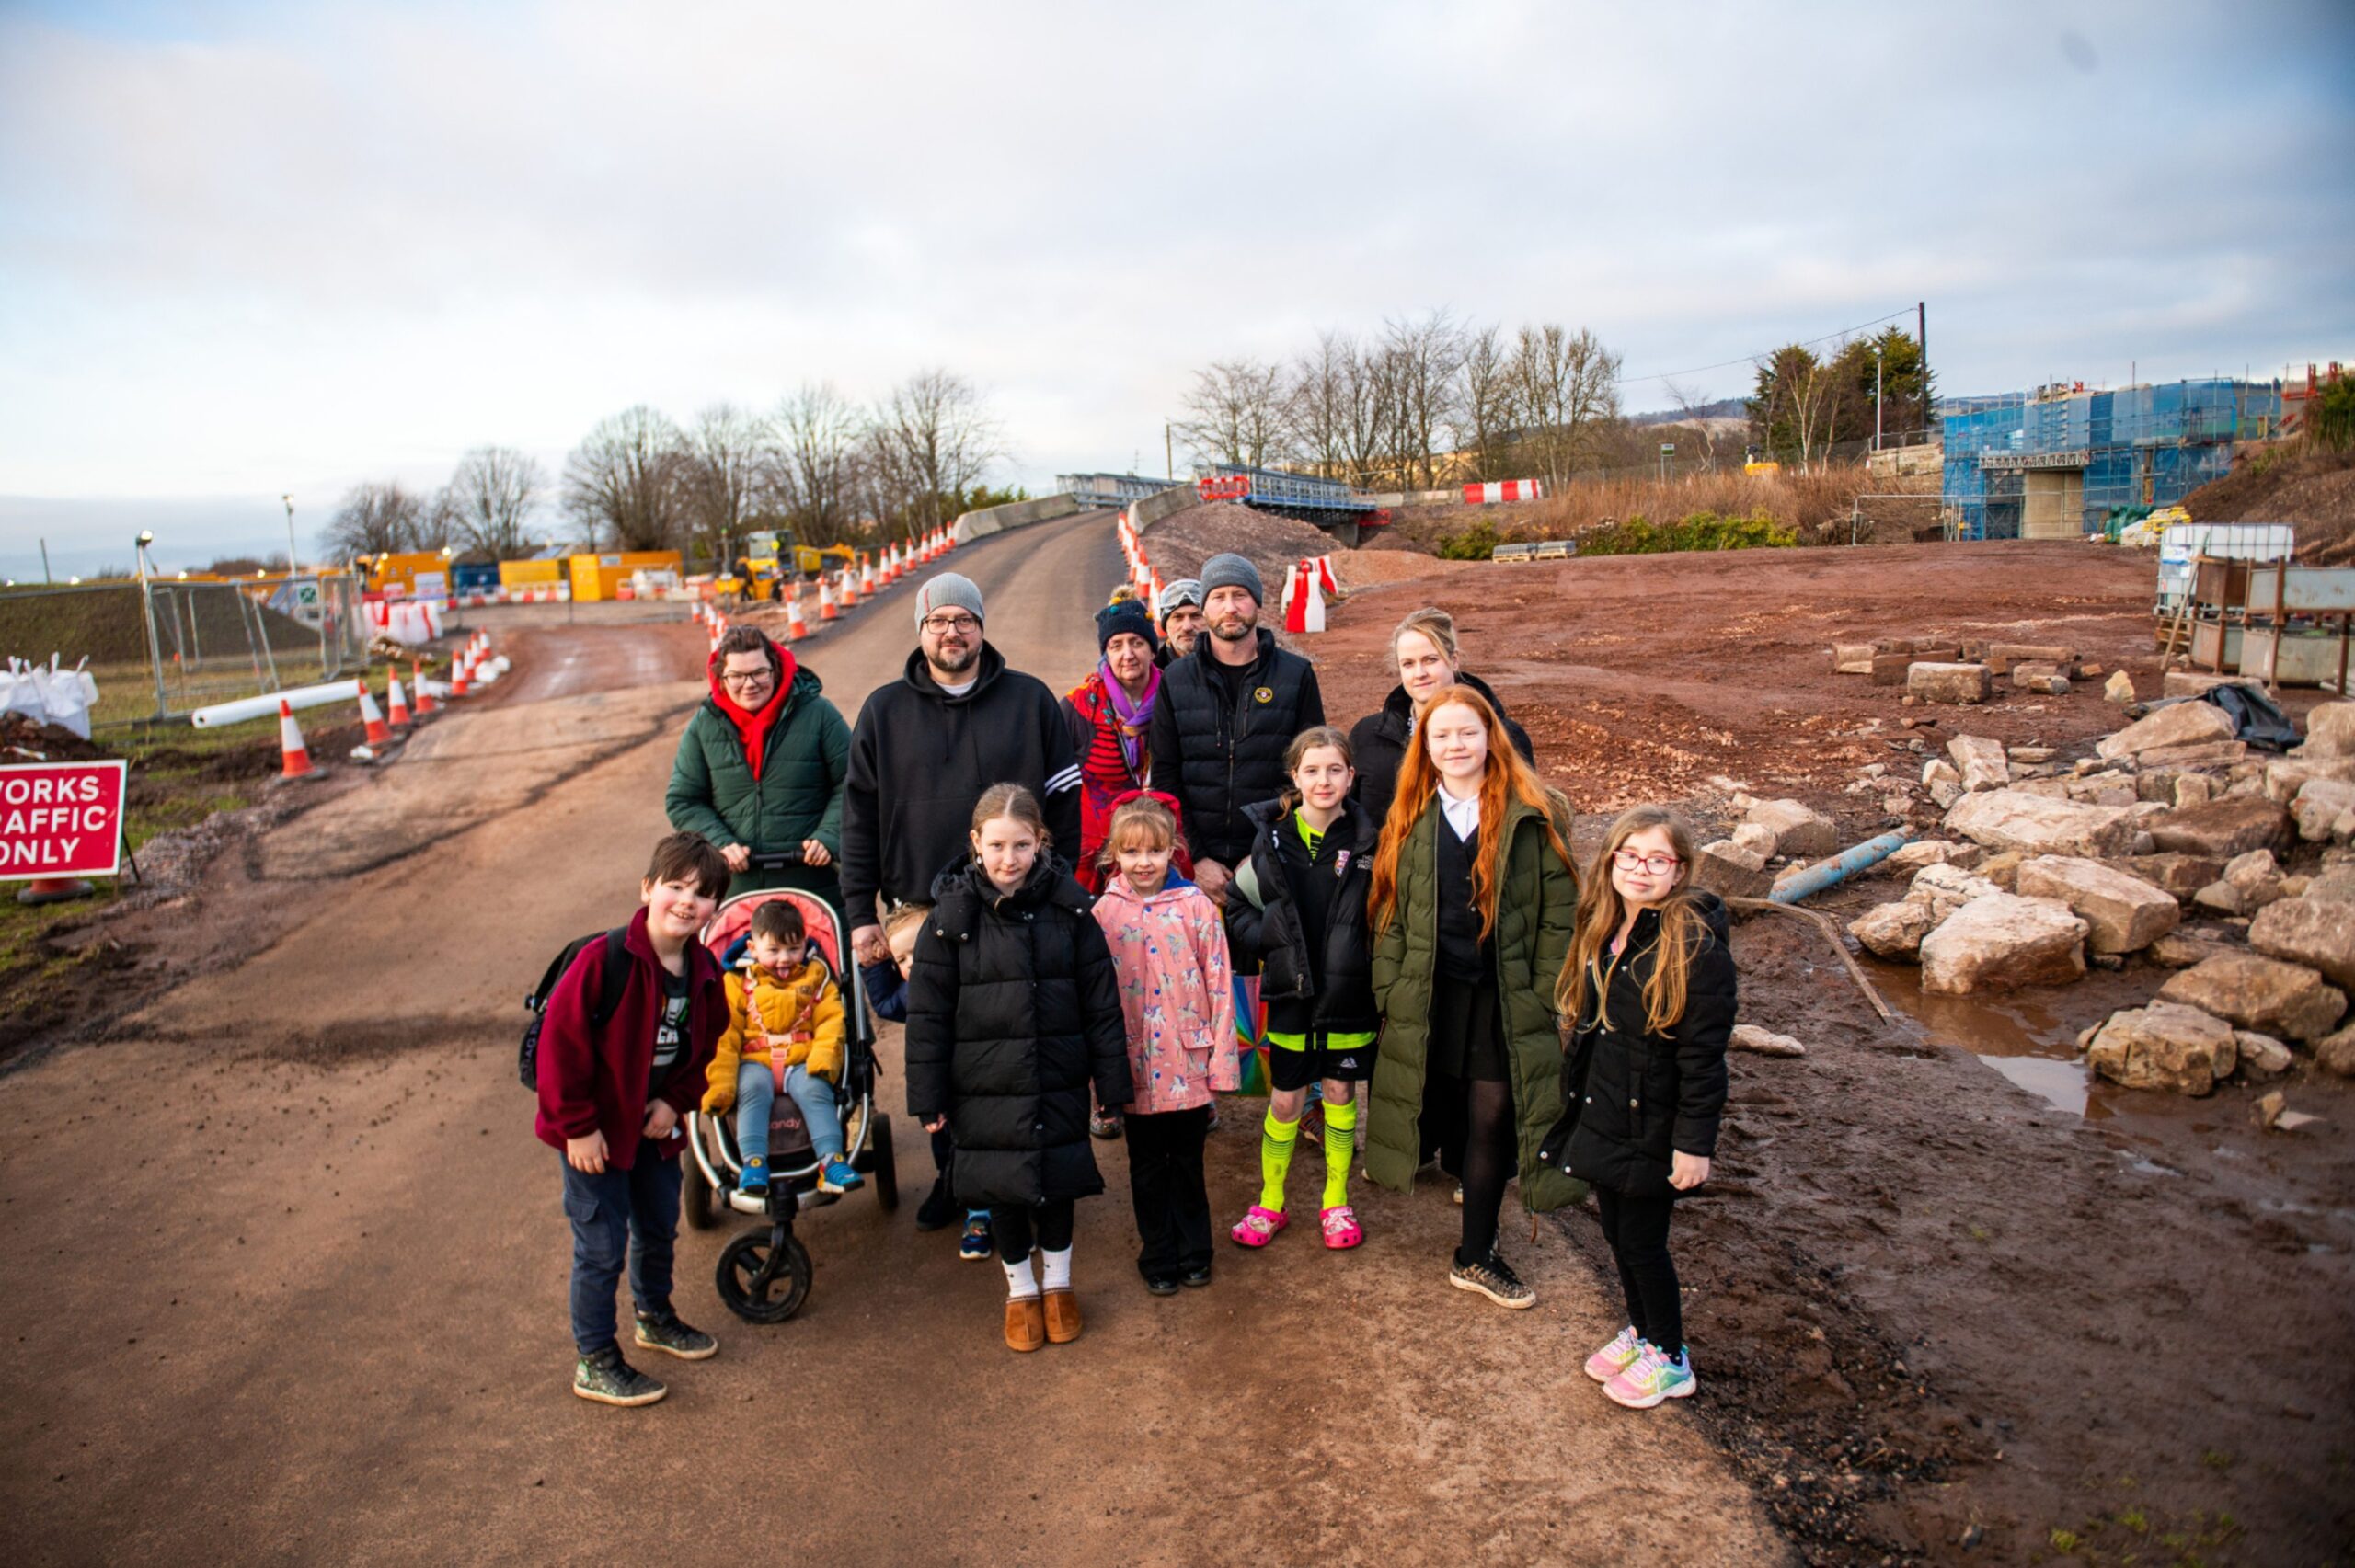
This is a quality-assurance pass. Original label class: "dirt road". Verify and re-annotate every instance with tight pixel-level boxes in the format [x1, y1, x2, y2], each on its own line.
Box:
[0, 510, 1783, 1567]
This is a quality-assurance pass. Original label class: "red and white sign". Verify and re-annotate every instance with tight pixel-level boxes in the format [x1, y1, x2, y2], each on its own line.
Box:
[0, 761, 128, 881]
[1463, 479, 1543, 504]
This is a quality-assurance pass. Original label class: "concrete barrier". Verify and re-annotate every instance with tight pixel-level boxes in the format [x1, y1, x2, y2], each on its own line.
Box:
[952, 493, 1082, 544]
[1129, 484, 1205, 534]
[1361, 488, 1460, 509]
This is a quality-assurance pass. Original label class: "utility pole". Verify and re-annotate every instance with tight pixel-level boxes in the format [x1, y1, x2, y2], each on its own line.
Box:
[40, 537, 52, 583]
[1917, 301, 1929, 440]
[1875, 345, 1885, 451]
[281, 494, 299, 576]
[1165, 422, 1174, 480]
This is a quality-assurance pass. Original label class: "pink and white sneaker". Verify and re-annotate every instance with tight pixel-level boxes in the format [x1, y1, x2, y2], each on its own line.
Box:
[1229, 1205, 1288, 1248]
[1603, 1343, 1696, 1409]
[1318, 1205, 1363, 1249]
[1584, 1326, 1644, 1383]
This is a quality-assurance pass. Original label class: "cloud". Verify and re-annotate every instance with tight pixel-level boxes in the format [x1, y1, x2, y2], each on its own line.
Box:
[2, 0, 2351, 573]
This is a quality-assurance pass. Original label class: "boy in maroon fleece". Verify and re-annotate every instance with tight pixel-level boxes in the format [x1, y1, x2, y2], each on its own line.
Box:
[534, 831, 731, 1407]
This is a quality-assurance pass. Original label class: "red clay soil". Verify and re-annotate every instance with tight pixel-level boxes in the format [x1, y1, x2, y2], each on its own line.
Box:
[1324, 538, 2355, 1563]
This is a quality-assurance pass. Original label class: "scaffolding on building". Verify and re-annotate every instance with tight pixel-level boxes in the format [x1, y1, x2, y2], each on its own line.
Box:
[1940, 378, 2281, 541]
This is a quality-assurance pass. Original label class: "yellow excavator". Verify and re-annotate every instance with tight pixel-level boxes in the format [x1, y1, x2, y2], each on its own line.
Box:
[725, 529, 856, 601]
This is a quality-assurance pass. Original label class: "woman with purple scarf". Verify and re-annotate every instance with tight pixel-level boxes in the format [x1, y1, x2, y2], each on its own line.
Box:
[1063, 598, 1195, 899]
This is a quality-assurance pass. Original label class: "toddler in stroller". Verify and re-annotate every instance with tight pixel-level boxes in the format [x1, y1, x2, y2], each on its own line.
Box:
[701, 900, 863, 1197]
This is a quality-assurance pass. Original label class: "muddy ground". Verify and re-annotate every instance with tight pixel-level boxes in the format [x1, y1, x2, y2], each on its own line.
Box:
[1323, 538, 2355, 1563]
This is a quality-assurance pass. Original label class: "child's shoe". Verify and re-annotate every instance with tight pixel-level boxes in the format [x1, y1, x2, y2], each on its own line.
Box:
[1319, 1205, 1364, 1250]
[1089, 1105, 1123, 1139]
[1042, 1289, 1083, 1344]
[1447, 1249, 1535, 1310]
[1584, 1326, 1645, 1383]
[738, 1159, 769, 1197]
[1229, 1205, 1288, 1248]
[572, 1346, 666, 1407]
[1603, 1343, 1696, 1409]
[817, 1155, 864, 1194]
[959, 1212, 994, 1261]
[1143, 1275, 1180, 1297]
[633, 1310, 718, 1361]
[1004, 1295, 1045, 1353]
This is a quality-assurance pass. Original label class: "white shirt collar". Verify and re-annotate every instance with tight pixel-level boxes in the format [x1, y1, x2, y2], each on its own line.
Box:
[1438, 787, 1480, 841]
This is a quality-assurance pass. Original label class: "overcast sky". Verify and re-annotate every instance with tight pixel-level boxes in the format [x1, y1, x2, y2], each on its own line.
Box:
[3, 0, 2350, 576]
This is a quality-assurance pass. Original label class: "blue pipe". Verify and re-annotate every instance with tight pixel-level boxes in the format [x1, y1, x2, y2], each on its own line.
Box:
[1769, 830, 1914, 905]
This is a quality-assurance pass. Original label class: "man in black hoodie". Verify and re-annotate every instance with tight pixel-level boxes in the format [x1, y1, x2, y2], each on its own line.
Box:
[1146, 552, 1324, 904]
[843, 572, 1082, 966]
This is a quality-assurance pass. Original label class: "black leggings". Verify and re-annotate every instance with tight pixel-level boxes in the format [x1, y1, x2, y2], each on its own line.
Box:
[990, 1198, 1075, 1264]
[1455, 1078, 1516, 1265]
[1594, 1187, 1682, 1352]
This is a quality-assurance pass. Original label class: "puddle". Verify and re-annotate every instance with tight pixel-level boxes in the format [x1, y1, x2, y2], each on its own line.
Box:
[1863, 957, 2120, 1119]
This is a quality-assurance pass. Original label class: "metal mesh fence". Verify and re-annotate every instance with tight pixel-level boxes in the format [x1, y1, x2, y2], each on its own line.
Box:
[0, 573, 367, 727]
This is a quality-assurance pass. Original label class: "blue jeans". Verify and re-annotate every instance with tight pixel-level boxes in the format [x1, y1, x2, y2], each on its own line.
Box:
[734, 1060, 844, 1165]
[560, 1150, 684, 1356]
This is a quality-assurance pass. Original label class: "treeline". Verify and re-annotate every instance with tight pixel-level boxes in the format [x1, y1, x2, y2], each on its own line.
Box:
[1170, 313, 1624, 495]
[1747, 327, 1934, 466]
[322, 370, 1012, 566]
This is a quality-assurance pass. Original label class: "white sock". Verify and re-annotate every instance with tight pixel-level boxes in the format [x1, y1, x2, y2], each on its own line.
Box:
[1003, 1254, 1039, 1299]
[1040, 1246, 1073, 1292]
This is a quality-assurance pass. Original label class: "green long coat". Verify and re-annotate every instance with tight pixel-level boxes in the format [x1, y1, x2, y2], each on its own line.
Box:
[1366, 790, 1584, 1213]
[665, 666, 851, 900]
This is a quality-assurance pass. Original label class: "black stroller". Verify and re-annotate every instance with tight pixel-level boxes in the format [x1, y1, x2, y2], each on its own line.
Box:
[681, 855, 897, 1322]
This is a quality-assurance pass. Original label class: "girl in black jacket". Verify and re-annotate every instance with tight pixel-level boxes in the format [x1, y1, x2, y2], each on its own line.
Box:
[905, 784, 1131, 1354]
[1545, 806, 1734, 1410]
[1224, 727, 1378, 1252]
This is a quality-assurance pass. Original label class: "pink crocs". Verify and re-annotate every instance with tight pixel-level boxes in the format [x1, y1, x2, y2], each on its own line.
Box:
[1318, 1205, 1363, 1250]
[1229, 1205, 1288, 1248]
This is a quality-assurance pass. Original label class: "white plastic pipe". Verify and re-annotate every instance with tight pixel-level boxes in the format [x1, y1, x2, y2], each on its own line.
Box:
[191, 679, 364, 730]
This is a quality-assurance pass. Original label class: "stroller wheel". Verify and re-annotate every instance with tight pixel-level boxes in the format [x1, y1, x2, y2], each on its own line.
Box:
[867, 1113, 900, 1212]
[717, 1229, 812, 1323]
[682, 1152, 720, 1232]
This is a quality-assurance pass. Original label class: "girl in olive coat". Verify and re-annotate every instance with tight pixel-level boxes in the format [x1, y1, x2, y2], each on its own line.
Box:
[1541, 806, 1733, 1409]
[1366, 685, 1579, 1310]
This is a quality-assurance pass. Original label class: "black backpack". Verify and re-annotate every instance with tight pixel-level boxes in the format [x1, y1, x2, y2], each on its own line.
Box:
[519, 928, 631, 1090]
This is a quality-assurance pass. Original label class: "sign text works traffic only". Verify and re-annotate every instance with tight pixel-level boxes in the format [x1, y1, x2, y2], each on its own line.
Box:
[0, 761, 128, 880]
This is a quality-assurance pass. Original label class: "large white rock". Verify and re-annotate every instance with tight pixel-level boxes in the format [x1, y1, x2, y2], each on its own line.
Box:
[2157, 952, 2349, 1042]
[2294, 778, 2355, 842]
[2297, 701, 2355, 758]
[1944, 789, 2140, 858]
[2097, 701, 2236, 761]
[2085, 1002, 2239, 1095]
[1745, 798, 1837, 858]
[1850, 899, 1937, 958]
[2246, 895, 2355, 989]
[2014, 855, 2181, 954]
[1907, 862, 2000, 923]
[1947, 735, 2009, 792]
[1884, 840, 1982, 874]
[1919, 894, 2088, 994]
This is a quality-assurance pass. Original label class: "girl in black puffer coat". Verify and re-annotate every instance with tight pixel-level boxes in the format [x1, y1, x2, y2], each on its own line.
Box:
[1539, 806, 1734, 1412]
[905, 784, 1131, 1354]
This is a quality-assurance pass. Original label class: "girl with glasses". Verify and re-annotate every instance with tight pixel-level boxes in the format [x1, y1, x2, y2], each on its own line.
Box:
[1542, 806, 1735, 1409]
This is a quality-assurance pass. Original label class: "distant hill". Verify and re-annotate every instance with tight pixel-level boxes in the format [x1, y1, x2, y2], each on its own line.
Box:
[1628, 398, 1747, 427]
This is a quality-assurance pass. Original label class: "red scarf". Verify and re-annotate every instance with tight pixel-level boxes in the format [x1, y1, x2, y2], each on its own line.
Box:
[707, 640, 797, 781]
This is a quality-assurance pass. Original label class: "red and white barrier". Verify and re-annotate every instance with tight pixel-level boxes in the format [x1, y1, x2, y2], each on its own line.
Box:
[1463, 479, 1543, 505]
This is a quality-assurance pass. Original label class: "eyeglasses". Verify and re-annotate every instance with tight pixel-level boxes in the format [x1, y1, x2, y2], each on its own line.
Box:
[1612, 848, 1682, 876]
[719, 669, 774, 687]
[921, 613, 980, 635]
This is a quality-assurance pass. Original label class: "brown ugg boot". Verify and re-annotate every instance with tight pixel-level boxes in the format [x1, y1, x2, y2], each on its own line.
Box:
[1004, 1296, 1045, 1353]
[1042, 1288, 1083, 1345]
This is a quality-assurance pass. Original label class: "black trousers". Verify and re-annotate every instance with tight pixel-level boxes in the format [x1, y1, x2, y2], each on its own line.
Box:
[990, 1197, 1075, 1263]
[1595, 1186, 1683, 1352]
[1123, 1104, 1212, 1279]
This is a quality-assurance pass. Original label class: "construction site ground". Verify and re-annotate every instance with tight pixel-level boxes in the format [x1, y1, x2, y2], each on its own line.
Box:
[3, 521, 2348, 1565]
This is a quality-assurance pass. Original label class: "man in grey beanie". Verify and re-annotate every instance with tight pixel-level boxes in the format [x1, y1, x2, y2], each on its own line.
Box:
[843, 568, 1082, 963]
[1147, 551, 1324, 902]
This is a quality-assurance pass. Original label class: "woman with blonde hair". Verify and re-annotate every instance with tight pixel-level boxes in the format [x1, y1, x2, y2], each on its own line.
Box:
[1364, 685, 1580, 1309]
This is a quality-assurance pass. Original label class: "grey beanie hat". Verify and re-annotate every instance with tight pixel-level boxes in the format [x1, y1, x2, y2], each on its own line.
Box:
[913, 571, 983, 629]
[1200, 552, 1263, 606]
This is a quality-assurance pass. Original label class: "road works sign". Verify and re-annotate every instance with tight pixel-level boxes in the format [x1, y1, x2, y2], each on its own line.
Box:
[0, 761, 128, 880]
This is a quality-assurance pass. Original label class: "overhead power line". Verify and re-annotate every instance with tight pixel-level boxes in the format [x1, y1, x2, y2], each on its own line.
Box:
[1615, 307, 1917, 387]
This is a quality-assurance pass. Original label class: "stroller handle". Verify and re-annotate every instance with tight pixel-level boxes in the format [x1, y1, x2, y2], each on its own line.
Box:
[742, 847, 807, 871]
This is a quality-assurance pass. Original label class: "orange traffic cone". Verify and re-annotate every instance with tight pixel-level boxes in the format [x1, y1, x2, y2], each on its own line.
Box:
[278, 700, 316, 779]
[357, 681, 392, 745]
[860, 555, 876, 594]
[413, 660, 438, 715]
[818, 576, 838, 621]
[451, 650, 472, 698]
[385, 672, 412, 727]
[787, 592, 810, 640]
[840, 567, 858, 610]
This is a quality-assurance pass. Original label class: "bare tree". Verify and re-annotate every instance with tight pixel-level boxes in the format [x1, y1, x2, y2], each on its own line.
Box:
[1751, 343, 1849, 470]
[324, 481, 426, 561]
[1660, 379, 1727, 473]
[873, 369, 1005, 539]
[1384, 309, 1466, 490]
[679, 404, 773, 565]
[1509, 324, 1622, 491]
[773, 382, 865, 545]
[1458, 324, 1512, 483]
[562, 406, 687, 551]
[442, 445, 545, 558]
[1177, 358, 1291, 472]
[1287, 333, 1359, 483]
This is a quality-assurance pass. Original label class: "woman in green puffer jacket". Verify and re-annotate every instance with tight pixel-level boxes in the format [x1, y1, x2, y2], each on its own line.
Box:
[1365, 682, 1579, 1311]
[666, 626, 850, 904]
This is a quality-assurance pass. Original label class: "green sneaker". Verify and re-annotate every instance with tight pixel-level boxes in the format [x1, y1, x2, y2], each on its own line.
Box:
[572, 1346, 666, 1406]
[633, 1311, 718, 1360]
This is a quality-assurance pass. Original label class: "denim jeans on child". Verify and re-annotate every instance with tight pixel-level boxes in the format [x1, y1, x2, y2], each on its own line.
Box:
[733, 1061, 844, 1166]
[560, 1150, 684, 1355]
